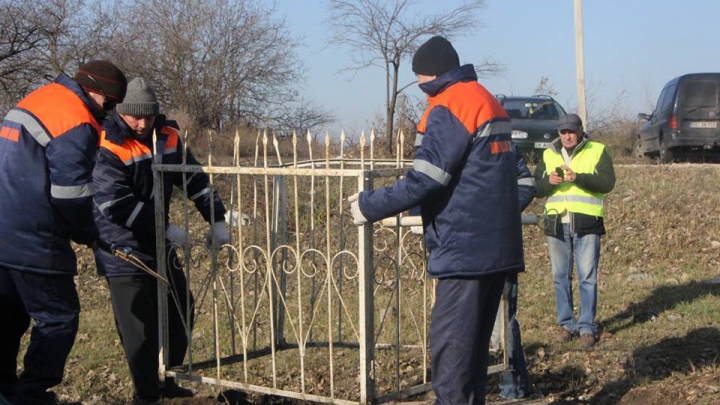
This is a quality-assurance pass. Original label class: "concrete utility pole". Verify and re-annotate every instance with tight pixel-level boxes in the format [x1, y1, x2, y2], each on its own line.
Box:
[574, 0, 587, 126]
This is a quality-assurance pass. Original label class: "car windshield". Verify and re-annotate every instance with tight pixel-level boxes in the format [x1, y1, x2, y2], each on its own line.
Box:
[502, 100, 563, 120]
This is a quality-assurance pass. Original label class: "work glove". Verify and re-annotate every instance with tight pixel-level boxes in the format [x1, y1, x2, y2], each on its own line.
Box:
[206, 221, 231, 249]
[225, 210, 250, 227]
[348, 193, 367, 225]
[166, 224, 189, 248]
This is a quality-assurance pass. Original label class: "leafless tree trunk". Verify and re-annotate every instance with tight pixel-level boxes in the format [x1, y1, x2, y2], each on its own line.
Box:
[327, 0, 492, 155]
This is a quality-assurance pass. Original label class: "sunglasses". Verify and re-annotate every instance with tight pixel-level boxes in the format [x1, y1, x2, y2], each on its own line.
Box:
[85, 74, 117, 110]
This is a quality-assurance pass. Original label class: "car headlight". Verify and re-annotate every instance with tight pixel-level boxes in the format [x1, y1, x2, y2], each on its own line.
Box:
[511, 130, 528, 139]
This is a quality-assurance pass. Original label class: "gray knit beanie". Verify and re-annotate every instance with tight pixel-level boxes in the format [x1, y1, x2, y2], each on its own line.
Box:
[116, 77, 159, 116]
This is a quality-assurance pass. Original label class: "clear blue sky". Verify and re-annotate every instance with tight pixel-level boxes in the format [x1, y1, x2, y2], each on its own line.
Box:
[274, 0, 720, 135]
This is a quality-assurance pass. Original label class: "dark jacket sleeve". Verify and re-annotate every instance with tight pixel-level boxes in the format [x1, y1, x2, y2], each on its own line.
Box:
[93, 148, 156, 236]
[515, 145, 536, 212]
[359, 106, 471, 222]
[533, 154, 555, 199]
[574, 149, 616, 194]
[46, 123, 99, 245]
[178, 144, 226, 223]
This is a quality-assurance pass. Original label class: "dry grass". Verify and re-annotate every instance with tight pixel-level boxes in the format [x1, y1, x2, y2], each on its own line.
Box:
[14, 160, 720, 405]
[494, 163, 720, 404]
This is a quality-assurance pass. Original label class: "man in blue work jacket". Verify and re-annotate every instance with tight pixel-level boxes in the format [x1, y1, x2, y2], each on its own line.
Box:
[349, 36, 524, 405]
[0, 60, 127, 405]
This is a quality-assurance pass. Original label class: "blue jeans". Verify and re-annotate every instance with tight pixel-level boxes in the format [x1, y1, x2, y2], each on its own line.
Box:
[497, 273, 531, 399]
[547, 224, 600, 335]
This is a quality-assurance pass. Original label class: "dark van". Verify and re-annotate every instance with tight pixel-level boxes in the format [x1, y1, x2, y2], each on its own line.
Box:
[635, 73, 720, 163]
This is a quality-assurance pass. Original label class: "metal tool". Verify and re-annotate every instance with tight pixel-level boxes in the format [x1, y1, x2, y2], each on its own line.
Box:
[98, 240, 169, 285]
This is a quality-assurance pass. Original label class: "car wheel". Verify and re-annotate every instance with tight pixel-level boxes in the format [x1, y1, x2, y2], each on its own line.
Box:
[659, 137, 674, 164]
[633, 137, 644, 159]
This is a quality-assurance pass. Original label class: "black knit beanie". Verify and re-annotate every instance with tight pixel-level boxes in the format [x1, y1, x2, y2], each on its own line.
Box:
[116, 77, 159, 116]
[74, 60, 127, 102]
[412, 36, 460, 76]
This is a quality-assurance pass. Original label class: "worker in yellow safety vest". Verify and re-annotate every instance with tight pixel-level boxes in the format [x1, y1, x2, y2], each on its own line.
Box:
[533, 113, 615, 349]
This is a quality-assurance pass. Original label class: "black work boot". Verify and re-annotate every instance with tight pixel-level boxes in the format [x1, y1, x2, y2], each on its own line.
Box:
[133, 394, 160, 405]
[161, 378, 193, 398]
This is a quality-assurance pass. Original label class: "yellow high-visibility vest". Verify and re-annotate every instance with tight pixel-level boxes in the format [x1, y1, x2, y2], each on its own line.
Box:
[543, 141, 606, 217]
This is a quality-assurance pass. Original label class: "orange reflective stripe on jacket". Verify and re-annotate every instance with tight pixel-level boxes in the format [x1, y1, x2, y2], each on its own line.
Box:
[0, 126, 19, 142]
[15, 83, 102, 140]
[100, 126, 180, 165]
[417, 81, 508, 136]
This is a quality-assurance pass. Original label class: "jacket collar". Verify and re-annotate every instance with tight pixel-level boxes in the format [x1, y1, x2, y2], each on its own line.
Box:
[55, 74, 105, 123]
[418, 64, 477, 97]
[549, 132, 590, 157]
[103, 110, 168, 146]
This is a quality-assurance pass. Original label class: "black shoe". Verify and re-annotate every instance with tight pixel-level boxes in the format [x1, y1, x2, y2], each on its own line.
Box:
[161, 379, 194, 398]
[133, 395, 160, 405]
[6, 390, 57, 405]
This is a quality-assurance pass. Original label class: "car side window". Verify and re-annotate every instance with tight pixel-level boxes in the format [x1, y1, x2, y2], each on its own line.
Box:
[654, 87, 668, 116]
[660, 84, 677, 114]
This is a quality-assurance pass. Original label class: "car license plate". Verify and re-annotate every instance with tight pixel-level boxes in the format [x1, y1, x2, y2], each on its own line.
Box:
[689, 121, 718, 128]
[534, 142, 550, 148]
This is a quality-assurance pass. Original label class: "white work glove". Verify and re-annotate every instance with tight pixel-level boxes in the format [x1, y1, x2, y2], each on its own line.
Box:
[206, 221, 231, 249]
[225, 210, 239, 227]
[348, 193, 367, 225]
[166, 224, 188, 248]
[225, 210, 250, 227]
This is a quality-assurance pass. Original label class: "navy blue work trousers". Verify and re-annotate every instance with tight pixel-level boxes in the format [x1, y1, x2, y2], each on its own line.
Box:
[430, 273, 507, 405]
[0, 268, 79, 405]
[106, 263, 192, 399]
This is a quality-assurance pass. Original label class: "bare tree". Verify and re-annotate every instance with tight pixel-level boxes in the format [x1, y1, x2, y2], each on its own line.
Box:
[534, 76, 559, 97]
[0, 0, 333, 135]
[34, 0, 127, 72]
[109, 0, 307, 133]
[271, 98, 336, 137]
[0, 0, 126, 110]
[394, 92, 425, 157]
[534, 75, 633, 135]
[0, 1, 55, 101]
[327, 0, 494, 155]
[584, 80, 631, 133]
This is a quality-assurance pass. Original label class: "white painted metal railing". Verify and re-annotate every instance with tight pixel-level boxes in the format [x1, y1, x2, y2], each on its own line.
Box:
[151, 130, 515, 405]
